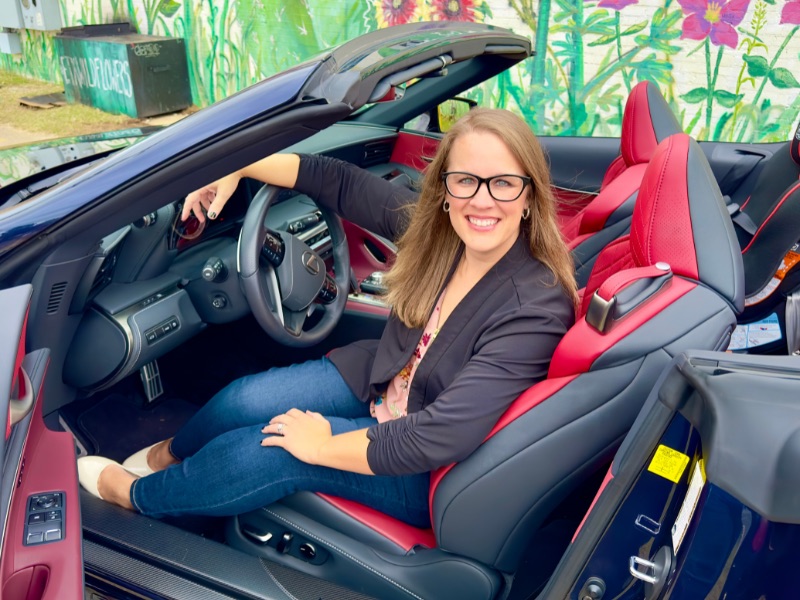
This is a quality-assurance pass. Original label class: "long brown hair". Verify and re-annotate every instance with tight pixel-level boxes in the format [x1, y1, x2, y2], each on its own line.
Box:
[384, 108, 577, 328]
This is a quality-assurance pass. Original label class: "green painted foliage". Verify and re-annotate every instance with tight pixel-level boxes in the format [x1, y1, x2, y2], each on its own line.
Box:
[1, 0, 798, 143]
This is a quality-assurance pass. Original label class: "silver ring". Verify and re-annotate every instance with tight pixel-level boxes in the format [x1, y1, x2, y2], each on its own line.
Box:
[277, 423, 284, 435]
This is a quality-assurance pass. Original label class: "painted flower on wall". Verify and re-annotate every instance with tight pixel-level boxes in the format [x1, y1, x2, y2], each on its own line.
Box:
[375, 0, 419, 28]
[597, 0, 638, 9]
[781, 0, 800, 24]
[678, 0, 751, 47]
[431, 0, 476, 21]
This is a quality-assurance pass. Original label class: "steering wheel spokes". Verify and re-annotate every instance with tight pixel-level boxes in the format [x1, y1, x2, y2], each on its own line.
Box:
[262, 255, 328, 338]
[239, 184, 349, 347]
[271, 232, 327, 310]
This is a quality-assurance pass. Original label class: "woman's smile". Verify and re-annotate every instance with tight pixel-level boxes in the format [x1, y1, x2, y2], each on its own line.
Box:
[466, 215, 500, 229]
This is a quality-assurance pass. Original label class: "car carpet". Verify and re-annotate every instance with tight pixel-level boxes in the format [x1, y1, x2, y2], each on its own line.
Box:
[60, 388, 197, 463]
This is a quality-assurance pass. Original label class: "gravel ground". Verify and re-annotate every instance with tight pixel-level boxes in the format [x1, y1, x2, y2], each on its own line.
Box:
[0, 111, 187, 150]
[0, 125, 50, 148]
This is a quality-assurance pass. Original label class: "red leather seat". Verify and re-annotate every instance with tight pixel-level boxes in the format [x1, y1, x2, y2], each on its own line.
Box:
[227, 134, 743, 600]
[562, 81, 682, 286]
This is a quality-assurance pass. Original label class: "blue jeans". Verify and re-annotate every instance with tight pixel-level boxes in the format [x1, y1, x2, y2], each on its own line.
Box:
[130, 358, 431, 527]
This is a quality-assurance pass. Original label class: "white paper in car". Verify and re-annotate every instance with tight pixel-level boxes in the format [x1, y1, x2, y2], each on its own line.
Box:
[728, 313, 781, 350]
[671, 459, 705, 553]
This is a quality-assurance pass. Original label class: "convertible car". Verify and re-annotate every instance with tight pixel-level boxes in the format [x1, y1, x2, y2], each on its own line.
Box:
[0, 22, 798, 600]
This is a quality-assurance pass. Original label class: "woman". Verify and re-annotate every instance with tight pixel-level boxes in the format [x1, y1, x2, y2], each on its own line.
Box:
[78, 108, 577, 527]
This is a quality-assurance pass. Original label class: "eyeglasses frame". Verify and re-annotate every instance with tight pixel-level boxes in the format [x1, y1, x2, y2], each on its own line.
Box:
[441, 171, 532, 202]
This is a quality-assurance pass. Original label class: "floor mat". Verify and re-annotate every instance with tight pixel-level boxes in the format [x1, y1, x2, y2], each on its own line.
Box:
[62, 390, 197, 463]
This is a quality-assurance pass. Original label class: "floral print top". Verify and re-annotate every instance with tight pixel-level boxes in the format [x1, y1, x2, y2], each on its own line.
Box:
[370, 290, 445, 422]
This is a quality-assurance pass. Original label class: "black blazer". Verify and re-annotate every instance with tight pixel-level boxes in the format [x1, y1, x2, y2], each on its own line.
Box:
[297, 155, 574, 476]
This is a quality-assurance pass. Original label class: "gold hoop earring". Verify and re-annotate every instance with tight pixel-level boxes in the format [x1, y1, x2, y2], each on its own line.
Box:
[443, 200, 451, 213]
[522, 207, 530, 220]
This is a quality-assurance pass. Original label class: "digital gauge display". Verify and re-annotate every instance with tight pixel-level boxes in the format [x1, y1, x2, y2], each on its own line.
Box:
[170, 210, 207, 249]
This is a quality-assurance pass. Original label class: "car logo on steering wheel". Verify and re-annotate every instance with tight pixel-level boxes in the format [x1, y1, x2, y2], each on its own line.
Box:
[303, 251, 320, 275]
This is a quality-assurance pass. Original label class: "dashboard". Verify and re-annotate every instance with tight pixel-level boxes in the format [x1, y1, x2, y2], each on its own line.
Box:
[59, 125, 422, 394]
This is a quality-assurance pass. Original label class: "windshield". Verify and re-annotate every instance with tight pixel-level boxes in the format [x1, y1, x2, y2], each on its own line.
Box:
[0, 128, 155, 189]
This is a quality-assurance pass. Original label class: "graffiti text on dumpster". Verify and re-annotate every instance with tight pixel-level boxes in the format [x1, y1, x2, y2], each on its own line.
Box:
[59, 56, 134, 99]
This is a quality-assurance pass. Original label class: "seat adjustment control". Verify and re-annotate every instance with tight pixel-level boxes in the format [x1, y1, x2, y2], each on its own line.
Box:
[242, 527, 273, 544]
[277, 532, 293, 553]
[298, 542, 316, 560]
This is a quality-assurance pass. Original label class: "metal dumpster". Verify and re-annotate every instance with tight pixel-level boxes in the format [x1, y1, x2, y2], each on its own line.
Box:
[55, 23, 192, 118]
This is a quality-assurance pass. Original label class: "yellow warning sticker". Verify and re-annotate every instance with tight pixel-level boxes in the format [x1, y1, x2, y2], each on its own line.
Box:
[647, 445, 690, 483]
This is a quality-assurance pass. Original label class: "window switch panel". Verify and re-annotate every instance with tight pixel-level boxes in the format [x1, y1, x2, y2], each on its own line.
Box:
[25, 492, 64, 546]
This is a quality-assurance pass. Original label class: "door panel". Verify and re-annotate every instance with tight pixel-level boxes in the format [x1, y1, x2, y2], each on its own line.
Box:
[0, 285, 83, 600]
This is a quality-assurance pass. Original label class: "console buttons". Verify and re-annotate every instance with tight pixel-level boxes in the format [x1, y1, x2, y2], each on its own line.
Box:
[145, 316, 180, 345]
[25, 492, 64, 546]
[140, 292, 165, 308]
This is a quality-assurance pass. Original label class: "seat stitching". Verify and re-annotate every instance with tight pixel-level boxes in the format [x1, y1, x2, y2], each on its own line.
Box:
[258, 560, 302, 600]
[741, 181, 800, 254]
[645, 137, 674, 266]
[625, 89, 635, 162]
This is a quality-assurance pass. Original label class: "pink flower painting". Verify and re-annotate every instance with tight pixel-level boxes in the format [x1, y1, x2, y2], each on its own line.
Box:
[678, 0, 751, 48]
[781, 0, 800, 25]
[598, 0, 639, 9]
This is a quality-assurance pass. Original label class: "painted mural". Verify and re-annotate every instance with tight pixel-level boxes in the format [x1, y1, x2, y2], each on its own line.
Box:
[1, 0, 798, 143]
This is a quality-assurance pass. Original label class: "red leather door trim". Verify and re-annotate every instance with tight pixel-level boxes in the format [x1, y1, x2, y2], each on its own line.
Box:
[389, 131, 440, 171]
[1, 360, 83, 600]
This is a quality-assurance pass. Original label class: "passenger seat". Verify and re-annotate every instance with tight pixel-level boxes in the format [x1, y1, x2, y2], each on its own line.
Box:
[562, 81, 683, 285]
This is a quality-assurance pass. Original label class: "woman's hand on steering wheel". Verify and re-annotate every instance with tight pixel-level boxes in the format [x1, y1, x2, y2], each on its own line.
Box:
[183, 172, 242, 223]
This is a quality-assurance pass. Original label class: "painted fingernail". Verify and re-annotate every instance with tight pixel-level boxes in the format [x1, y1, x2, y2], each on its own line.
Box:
[208, 211, 216, 219]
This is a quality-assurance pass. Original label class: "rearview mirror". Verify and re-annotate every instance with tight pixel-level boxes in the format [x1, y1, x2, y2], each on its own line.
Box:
[437, 97, 477, 132]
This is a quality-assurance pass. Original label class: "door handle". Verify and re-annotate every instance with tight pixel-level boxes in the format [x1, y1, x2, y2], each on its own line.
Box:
[10, 367, 33, 426]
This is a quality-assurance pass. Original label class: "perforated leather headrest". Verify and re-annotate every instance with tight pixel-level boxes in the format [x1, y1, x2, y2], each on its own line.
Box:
[630, 134, 743, 310]
[791, 118, 800, 166]
[621, 81, 682, 166]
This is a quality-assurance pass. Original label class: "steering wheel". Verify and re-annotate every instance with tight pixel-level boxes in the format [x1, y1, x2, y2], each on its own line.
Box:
[238, 184, 349, 347]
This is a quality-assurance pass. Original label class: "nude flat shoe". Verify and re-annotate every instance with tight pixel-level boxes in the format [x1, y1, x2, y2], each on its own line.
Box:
[121, 443, 158, 477]
[77, 456, 121, 499]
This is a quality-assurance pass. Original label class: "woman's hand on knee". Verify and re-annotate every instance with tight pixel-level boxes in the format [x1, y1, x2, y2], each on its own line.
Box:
[261, 408, 331, 465]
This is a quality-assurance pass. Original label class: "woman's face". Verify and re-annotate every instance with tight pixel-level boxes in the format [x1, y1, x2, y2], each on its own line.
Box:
[444, 131, 529, 266]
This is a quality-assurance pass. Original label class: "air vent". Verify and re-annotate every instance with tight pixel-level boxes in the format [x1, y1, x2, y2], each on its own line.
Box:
[47, 282, 68, 314]
[89, 244, 122, 299]
[362, 142, 393, 167]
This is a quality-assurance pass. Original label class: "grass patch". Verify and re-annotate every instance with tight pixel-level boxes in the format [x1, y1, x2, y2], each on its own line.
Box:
[0, 69, 140, 138]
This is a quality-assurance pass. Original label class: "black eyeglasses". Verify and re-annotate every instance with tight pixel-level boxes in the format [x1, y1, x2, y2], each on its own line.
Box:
[441, 172, 532, 202]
